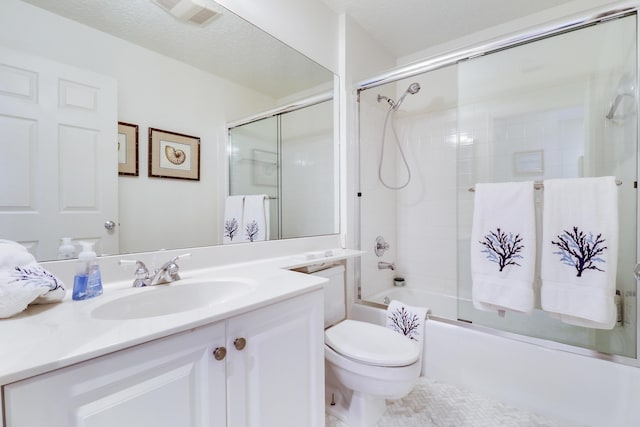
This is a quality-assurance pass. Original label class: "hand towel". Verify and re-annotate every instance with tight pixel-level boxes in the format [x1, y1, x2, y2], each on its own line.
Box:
[386, 300, 429, 344]
[541, 177, 618, 329]
[243, 195, 270, 242]
[223, 196, 246, 244]
[470, 181, 536, 314]
[0, 240, 66, 318]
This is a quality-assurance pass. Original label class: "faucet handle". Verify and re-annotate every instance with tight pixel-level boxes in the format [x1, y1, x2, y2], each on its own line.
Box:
[170, 253, 191, 264]
[163, 253, 191, 281]
[119, 259, 150, 287]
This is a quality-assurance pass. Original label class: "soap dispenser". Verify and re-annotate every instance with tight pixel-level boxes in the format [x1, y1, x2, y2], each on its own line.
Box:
[72, 242, 103, 300]
[57, 237, 76, 260]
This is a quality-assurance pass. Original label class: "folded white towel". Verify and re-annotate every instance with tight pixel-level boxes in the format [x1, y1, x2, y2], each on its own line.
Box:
[470, 182, 536, 314]
[386, 300, 429, 344]
[0, 240, 66, 319]
[243, 195, 270, 242]
[223, 196, 246, 244]
[541, 177, 618, 329]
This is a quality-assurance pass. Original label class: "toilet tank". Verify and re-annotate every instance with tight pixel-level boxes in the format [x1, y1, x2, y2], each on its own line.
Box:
[311, 264, 345, 328]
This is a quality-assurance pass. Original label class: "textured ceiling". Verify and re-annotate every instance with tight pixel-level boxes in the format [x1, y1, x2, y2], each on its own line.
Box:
[19, 0, 582, 96]
[321, 0, 578, 57]
[19, 0, 334, 99]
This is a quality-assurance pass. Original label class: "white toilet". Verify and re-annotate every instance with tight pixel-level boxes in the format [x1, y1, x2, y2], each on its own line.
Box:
[313, 265, 422, 427]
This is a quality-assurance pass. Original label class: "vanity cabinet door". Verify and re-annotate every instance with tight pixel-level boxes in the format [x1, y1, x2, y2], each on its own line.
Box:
[226, 290, 324, 427]
[3, 322, 226, 427]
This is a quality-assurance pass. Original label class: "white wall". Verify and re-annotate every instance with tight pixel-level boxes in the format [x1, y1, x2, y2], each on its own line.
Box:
[0, 0, 277, 255]
[217, 0, 340, 74]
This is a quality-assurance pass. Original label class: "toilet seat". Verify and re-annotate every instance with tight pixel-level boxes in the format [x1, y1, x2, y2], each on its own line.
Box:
[325, 320, 420, 367]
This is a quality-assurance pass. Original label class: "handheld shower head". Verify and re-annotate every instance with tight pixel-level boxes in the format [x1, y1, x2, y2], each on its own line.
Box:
[393, 82, 421, 110]
[407, 82, 421, 95]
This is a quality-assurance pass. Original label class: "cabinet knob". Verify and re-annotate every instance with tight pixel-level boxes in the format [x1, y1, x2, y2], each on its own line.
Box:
[234, 337, 247, 351]
[213, 346, 227, 361]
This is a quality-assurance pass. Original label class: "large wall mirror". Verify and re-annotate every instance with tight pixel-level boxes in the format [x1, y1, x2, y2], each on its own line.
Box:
[0, 0, 337, 261]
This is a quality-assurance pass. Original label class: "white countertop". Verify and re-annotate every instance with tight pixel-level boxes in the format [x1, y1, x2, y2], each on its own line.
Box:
[0, 249, 361, 385]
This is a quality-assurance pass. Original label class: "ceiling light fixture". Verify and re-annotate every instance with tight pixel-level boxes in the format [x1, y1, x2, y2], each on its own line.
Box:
[150, 0, 222, 26]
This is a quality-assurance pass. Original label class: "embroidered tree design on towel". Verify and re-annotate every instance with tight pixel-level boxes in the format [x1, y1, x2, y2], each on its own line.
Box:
[224, 218, 239, 241]
[10, 266, 64, 291]
[551, 226, 606, 277]
[388, 307, 421, 340]
[479, 228, 524, 272]
[245, 220, 260, 242]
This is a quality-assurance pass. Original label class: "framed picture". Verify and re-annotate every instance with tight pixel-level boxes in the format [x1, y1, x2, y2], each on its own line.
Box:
[118, 122, 138, 176]
[513, 150, 544, 175]
[252, 149, 277, 186]
[148, 127, 200, 181]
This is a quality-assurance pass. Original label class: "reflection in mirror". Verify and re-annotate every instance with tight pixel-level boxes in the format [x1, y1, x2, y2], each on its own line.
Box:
[0, 0, 336, 261]
[228, 98, 337, 242]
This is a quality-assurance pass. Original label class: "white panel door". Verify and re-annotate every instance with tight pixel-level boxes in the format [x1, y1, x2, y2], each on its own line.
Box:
[0, 46, 118, 260]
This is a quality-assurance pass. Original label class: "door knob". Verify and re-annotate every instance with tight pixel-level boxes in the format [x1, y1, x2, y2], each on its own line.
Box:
[635, 264, 640, 281]
[104, 220, 116, 230]
[213, 346, 227, 361]
[234, 338, 247, 351]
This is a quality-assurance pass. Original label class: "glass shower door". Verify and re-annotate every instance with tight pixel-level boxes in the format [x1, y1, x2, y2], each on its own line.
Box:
[456, 14, 638, 358]
[228, 116, 280, 239]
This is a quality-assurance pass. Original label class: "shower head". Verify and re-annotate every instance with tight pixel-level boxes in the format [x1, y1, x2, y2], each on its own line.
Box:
[606, 73, 636, 119]
[393, 82, 421, 111]
[406, 82, 421, 95]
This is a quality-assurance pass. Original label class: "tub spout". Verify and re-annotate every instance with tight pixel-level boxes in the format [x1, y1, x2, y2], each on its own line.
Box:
[378, 261, 395, 271]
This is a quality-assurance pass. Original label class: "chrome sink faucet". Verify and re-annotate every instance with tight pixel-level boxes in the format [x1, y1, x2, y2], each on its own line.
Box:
[119, 253, 191, 287]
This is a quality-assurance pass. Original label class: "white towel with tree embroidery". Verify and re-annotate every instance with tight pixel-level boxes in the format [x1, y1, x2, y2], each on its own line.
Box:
[243, 195, 270, 242]
[386, 300, 429, 344]
[0, 240, 66, 318]
[223, 196, 246, 244]
[470, 182, 536, 314]
[541, 177, 618, 329]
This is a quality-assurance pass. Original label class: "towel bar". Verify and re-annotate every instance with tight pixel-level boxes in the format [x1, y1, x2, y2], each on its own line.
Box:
[468, 179, 622, 192]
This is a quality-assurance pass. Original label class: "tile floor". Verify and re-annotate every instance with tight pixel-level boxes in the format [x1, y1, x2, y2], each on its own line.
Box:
[326, 377, 574, 427]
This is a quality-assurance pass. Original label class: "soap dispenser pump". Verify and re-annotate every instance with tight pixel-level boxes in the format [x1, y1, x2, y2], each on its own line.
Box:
[57, 237, 76, 260]
[72, 241, 103, 300]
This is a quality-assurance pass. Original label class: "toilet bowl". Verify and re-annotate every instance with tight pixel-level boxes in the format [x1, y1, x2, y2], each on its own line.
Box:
[312, 265, 423, 427]
[324, 321, 421, 427]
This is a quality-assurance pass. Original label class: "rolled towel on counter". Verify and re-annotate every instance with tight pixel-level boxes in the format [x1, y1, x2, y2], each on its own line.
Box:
[0, 240, 66, 319]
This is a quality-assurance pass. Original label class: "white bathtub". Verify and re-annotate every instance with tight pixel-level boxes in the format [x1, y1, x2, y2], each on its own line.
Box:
[351, 287, 640, 427]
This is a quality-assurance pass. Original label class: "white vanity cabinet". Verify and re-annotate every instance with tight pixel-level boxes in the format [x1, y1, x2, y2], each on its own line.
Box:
[3, 290, 324, 427]
[4, 321, 228, 426]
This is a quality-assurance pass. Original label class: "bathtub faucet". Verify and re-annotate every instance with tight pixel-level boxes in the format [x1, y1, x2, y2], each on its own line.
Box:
[378, 261, 395, 271]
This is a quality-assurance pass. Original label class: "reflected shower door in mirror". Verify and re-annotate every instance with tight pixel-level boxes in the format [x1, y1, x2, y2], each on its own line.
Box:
[228, 100, 337, 242]
[0, 0, 336, 261]
[456, 14, 637, 358]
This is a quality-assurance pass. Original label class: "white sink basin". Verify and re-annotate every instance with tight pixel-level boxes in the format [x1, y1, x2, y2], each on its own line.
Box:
[91, 280, 253, 320]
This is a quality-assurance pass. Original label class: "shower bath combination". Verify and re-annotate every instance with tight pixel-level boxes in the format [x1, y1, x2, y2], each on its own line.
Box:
[376, 82, 421, 190]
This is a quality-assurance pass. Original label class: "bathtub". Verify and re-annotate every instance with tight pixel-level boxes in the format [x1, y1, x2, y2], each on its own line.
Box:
[351, 287, 640, 427]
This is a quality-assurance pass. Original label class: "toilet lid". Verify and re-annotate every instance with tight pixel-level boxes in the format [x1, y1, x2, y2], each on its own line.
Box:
[325, 320, 421, 367]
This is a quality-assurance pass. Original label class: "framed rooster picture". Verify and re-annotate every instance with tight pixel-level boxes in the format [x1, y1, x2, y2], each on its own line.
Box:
[148, 127, 200, 181]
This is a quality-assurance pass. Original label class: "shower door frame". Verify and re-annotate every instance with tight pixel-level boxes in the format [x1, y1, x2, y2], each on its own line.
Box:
[354, 3, 640, 366]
